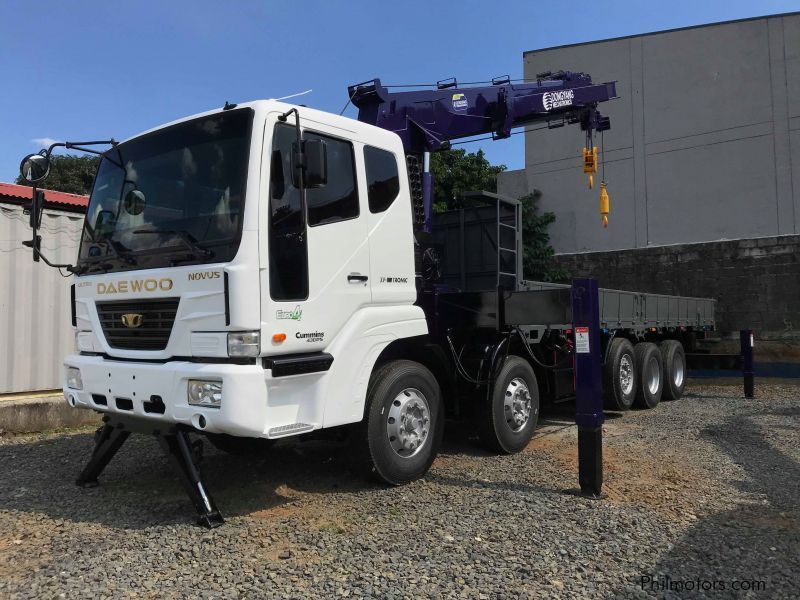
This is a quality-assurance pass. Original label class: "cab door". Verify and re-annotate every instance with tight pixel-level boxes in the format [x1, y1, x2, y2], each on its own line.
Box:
[264, 121, 371, 354]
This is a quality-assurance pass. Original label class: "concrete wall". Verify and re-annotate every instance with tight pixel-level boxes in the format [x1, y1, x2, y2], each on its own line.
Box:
[499, 13, 800, 254]
[0, 204, 82, 393]
[553, 235, 800, 341]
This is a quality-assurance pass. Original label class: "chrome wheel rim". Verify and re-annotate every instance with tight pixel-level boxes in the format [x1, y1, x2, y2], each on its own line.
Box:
[504, 378, 532, 432]
[647, 356, 661, 395]
[619, 354, 634, 395]
[673, 354, 685, 387]
[387, 388, 430, 458]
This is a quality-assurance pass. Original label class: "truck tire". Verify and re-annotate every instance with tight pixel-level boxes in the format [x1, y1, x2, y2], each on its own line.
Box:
[363, 360, 443, 485]
[479, 356, 540, 454]
[659, 340, 686, 400]
[205, 433, 275, 456]
[633, 342, 663, 409]
[603, 338, 636, 411]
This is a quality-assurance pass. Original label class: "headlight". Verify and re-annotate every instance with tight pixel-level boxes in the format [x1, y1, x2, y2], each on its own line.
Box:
[227, 331, 260, 357]
[66, 367, 83, 390]
[187, 380, 222, 408]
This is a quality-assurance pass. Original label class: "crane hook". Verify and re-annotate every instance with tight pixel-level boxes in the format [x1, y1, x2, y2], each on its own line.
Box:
[599, 182, 610, 228]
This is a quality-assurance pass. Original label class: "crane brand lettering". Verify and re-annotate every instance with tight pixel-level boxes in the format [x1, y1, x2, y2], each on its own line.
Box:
[96, 278, 174, 294]
[451, 93, 468, 111]
[542, 89, 574, 110]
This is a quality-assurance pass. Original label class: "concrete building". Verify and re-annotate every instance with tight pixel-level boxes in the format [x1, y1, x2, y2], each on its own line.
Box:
[499, 12, 800, 341]
[0, 183, 87, 394]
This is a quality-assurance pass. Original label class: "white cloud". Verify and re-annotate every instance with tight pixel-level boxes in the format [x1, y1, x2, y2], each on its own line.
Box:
[31, 137, 59, 148]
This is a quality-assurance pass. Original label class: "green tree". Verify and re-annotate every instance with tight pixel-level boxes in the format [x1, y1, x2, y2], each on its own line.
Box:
[519, 190, 568, 282]
[430, 148, 506, 212]
[15, 154, 100, 196]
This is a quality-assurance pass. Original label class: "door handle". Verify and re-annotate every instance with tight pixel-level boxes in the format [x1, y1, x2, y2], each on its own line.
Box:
[347, 273, 368, 283]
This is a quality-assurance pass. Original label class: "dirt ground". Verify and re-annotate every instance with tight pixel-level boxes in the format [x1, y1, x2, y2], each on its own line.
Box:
[0, 378, 797, 598]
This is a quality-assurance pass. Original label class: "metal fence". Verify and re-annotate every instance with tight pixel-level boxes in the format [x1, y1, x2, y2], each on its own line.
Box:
[0, 204, 82, 393]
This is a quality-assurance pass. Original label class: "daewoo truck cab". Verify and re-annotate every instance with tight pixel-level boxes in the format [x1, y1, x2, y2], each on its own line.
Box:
[20, 74, 713, 526]
[66, 101, 423, 439]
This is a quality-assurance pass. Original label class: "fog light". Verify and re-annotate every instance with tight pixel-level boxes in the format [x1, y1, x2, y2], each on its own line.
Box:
[187, 380, 222, 408]
[227, 331, 260, 357]
[66, 367, 83, 390]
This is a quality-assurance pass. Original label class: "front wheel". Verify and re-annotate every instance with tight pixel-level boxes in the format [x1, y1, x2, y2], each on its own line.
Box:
[479, 356, 540, 454]
[363, 360, 443, 485]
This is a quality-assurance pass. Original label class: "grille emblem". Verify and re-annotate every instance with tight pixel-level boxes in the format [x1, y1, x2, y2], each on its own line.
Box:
[121, 313, 144, 328]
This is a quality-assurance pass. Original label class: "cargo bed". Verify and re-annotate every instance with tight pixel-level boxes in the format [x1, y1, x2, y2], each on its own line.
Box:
[519, 280, 716, 331]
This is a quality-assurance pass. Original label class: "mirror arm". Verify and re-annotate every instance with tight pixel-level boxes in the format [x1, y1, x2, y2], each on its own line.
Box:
[44, 140, 117, 159]
[64, 140, 118, 156]
[277, 108, 306, 221]
[25, 184, 78, 273]
[22, 238, 79, 273]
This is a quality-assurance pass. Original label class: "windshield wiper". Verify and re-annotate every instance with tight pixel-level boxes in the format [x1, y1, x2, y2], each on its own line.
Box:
[132, 228, 213, 260]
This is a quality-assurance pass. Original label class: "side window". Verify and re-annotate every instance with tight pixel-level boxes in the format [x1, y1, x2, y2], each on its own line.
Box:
[364, 146, 400, 213]
[305, 132, 359, 226]
[269, 123, 308, 300]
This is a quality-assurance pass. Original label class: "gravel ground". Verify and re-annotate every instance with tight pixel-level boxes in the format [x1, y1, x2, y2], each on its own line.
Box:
[0, 379, 798, 599]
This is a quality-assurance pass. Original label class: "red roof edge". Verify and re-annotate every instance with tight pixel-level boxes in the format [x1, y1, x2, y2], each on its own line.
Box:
[0, 182, 88, 212]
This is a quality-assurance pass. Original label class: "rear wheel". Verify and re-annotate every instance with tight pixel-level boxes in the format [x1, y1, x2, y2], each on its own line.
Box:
[633, 342, 663, 409]
[479, 356, 540, 454]
[363, 360, 443, 485]
[659, 340, 686, 400]
[603, 338, 636, 411]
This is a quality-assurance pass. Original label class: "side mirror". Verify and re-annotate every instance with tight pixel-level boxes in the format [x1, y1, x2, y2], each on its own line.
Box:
[291, 139, 328, 189]
[29, 189, 44, 229]
[95, 210, 116, 237]
[19, 153, 51, 183]
[123, 189, 146, 216]
[304, 139, 327, 188]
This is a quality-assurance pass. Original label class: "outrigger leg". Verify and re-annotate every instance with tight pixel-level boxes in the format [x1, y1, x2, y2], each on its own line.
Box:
[157, 427, 224, 528]
[75, 416, 224, 528]
[76, 416, 130, 488]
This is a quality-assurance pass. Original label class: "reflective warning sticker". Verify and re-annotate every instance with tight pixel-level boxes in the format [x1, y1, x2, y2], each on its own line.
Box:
[575, 326, 590, 353]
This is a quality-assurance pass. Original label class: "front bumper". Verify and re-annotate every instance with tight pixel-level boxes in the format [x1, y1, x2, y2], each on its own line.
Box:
[63, 354, 269, 437]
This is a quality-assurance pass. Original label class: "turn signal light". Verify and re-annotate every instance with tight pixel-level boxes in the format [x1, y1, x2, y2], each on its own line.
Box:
[272, 333, 287, 343]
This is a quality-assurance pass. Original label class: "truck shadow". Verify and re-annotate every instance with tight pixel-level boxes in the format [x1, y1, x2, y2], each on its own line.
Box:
[0, 419, 562, 530]
[0, 401, 633, 531]
[0, 429, 375, 530]
[613, 407, 800, 596]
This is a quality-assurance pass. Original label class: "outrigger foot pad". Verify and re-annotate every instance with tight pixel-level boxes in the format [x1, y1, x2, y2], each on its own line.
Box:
[75, 416, 225, 528]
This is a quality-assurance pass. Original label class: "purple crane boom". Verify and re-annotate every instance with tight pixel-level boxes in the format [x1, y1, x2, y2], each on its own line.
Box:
[348, 71, 617, 231]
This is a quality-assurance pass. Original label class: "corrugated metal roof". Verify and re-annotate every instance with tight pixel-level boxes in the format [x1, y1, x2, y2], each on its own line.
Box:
[0, 182, 88, 212]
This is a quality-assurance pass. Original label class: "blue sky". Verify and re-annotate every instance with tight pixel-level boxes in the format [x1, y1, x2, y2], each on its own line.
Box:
[1, 0, 797, 183]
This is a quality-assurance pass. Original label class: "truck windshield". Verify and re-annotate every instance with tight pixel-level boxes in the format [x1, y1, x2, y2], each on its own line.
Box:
[77, 108, 253, 274]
